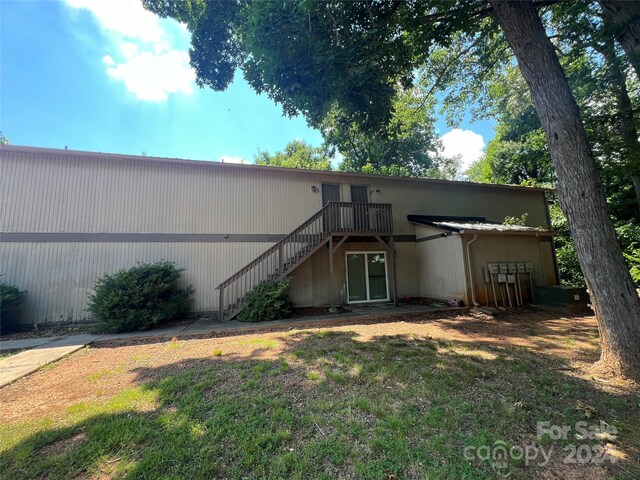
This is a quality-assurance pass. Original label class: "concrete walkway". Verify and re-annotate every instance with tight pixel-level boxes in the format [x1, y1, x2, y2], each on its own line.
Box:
[0, 334, 99, 388]
[0, 304, 459, 388]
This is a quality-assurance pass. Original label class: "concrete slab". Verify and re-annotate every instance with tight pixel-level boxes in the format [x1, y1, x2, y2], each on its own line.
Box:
[0, 334, 98, 388]
[96, 325, 187, 343]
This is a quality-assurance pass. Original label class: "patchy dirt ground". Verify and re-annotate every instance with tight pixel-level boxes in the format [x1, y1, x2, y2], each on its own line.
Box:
[0, 309, 631, 423]
[1, 309, 638, 479]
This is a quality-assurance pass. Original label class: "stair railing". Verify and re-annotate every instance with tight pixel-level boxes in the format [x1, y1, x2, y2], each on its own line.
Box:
[215, 202, 393, 321]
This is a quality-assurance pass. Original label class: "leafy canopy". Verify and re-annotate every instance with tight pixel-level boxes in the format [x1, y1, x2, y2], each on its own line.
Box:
[254, 139, 332, 170]
[144, 0, 472, 178]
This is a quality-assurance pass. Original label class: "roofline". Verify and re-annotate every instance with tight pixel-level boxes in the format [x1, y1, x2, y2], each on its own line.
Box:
[0, 145, 553, 194]
[459, 229, 553, 236]
[408, 221, 552, 236]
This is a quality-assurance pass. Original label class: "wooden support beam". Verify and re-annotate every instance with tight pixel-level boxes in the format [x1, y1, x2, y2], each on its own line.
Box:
[333, 235, 349, 251]
[390, 235, 398, 306]
[374, 235, 392, 250]
[329, 235, 336, 312]
[374, 235, 398, 306]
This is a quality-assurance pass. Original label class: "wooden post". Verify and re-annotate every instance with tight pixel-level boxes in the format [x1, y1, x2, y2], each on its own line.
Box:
[390, 235, 398, 306]
[329, 235, 336, 312]
[218, 286, 224, 322]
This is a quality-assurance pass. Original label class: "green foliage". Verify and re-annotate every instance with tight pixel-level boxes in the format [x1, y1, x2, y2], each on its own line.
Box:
[624, 250, 640, 285]
[0, 283, 26, 332]
[88, 261, 193, 333]
[327, 90, 458, 179]
[143, 0, 476, 179]
[549, 203, 585, 287]
[254, 140, 332, 170]
[503, 213, 528, 226]
[237, 278, 292, 323]
[0, 131, 8, 145]
[556, 243, 585, 288]
[617, 222, 640, 286]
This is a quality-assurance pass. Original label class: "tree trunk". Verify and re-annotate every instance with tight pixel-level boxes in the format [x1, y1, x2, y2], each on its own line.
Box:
[598, 0, 640, 78]
[491, 0, 640, 381]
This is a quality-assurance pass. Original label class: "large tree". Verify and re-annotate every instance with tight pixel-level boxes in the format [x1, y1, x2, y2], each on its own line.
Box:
[490, 1, 639, 379]
[468, 1, 640, 289]
[145, 0, 640, 380]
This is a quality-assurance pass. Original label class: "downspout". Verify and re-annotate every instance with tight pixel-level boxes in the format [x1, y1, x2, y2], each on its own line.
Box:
[465, 234, 480, 307]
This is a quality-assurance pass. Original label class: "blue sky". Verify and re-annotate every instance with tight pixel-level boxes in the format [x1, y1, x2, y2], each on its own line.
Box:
[1, 0, 494, 169]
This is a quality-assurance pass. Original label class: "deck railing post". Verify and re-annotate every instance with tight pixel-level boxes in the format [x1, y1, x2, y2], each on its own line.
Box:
[218, 285, 225, 321]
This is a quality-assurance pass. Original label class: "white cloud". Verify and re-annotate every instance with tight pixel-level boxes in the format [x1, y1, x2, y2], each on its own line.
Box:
[104, 50, 193, 102]
[440, 128, 485, 171]
[65, 0, 164, 42]
[219, 156, 247, 164]
[65, 0, 195, 102]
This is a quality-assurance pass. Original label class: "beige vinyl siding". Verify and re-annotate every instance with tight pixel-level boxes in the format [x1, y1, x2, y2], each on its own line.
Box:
[1, 242, 273, 327]
[1, 147, 551, 236]
[0, 146, 556, 325]
[288, 242, 418, 306]
[462, 233, 554, 306]
[414, 225, 467, 302]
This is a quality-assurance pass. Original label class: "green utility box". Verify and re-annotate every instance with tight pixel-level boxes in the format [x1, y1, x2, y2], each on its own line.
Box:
[533, 286, 590, 308]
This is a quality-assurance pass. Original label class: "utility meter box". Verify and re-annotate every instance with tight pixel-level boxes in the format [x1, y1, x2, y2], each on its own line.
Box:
[507, 263, 516, 273]
[517, 263, 525, 273]
[488, 263, 499, 274]
[482, 268, 490, 283]
[498, 263, 508, 274]
[525, 263, 533, 273]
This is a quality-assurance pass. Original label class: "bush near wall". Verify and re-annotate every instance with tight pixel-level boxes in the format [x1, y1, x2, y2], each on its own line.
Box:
[0, 283, 26, 334]
[237, 278, 292, 323]
[88, 261, 193, 333]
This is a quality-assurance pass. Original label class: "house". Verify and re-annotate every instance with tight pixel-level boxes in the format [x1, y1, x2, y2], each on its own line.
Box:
[0, 145, 558, 327]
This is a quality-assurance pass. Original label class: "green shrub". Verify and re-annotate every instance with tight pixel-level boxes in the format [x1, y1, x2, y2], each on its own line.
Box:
[88, 261, 193, 333]
[237, 278, 292, 323]
[0, 283, 26, 333]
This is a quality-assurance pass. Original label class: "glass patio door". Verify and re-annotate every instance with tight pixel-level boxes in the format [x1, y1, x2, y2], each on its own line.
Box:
[346, 252, 389, 303]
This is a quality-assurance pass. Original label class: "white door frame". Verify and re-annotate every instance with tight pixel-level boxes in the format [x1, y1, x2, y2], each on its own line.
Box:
[345, 250, 390, 304]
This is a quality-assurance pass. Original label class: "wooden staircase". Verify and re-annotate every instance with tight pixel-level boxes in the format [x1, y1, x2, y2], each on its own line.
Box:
[216, 202, 393, 321]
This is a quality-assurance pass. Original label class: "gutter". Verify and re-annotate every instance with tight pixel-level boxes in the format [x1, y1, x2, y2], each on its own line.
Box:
[465, 234, 480, 307]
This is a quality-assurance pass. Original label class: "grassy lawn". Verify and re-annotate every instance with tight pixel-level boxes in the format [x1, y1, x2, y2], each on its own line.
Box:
[1, 311, 638, 479]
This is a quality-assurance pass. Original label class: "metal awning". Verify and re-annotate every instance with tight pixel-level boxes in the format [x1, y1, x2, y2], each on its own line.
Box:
[408, 215, 552, 236]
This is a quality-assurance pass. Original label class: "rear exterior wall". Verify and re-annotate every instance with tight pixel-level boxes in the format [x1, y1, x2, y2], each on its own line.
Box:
[0, 146, 552, 325]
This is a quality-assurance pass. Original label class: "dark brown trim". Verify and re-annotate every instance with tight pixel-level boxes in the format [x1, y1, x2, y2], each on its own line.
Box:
[416, 232, 453, 243]
[0, 232, 419, 243]
[391, 235, 415, 242]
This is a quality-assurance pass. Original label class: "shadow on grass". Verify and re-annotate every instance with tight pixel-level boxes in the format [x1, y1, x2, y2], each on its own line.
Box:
[1, 330, 638, 480]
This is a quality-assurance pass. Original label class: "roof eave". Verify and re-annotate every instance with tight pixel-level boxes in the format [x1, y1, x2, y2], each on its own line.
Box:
[0, 145, 554, 194]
